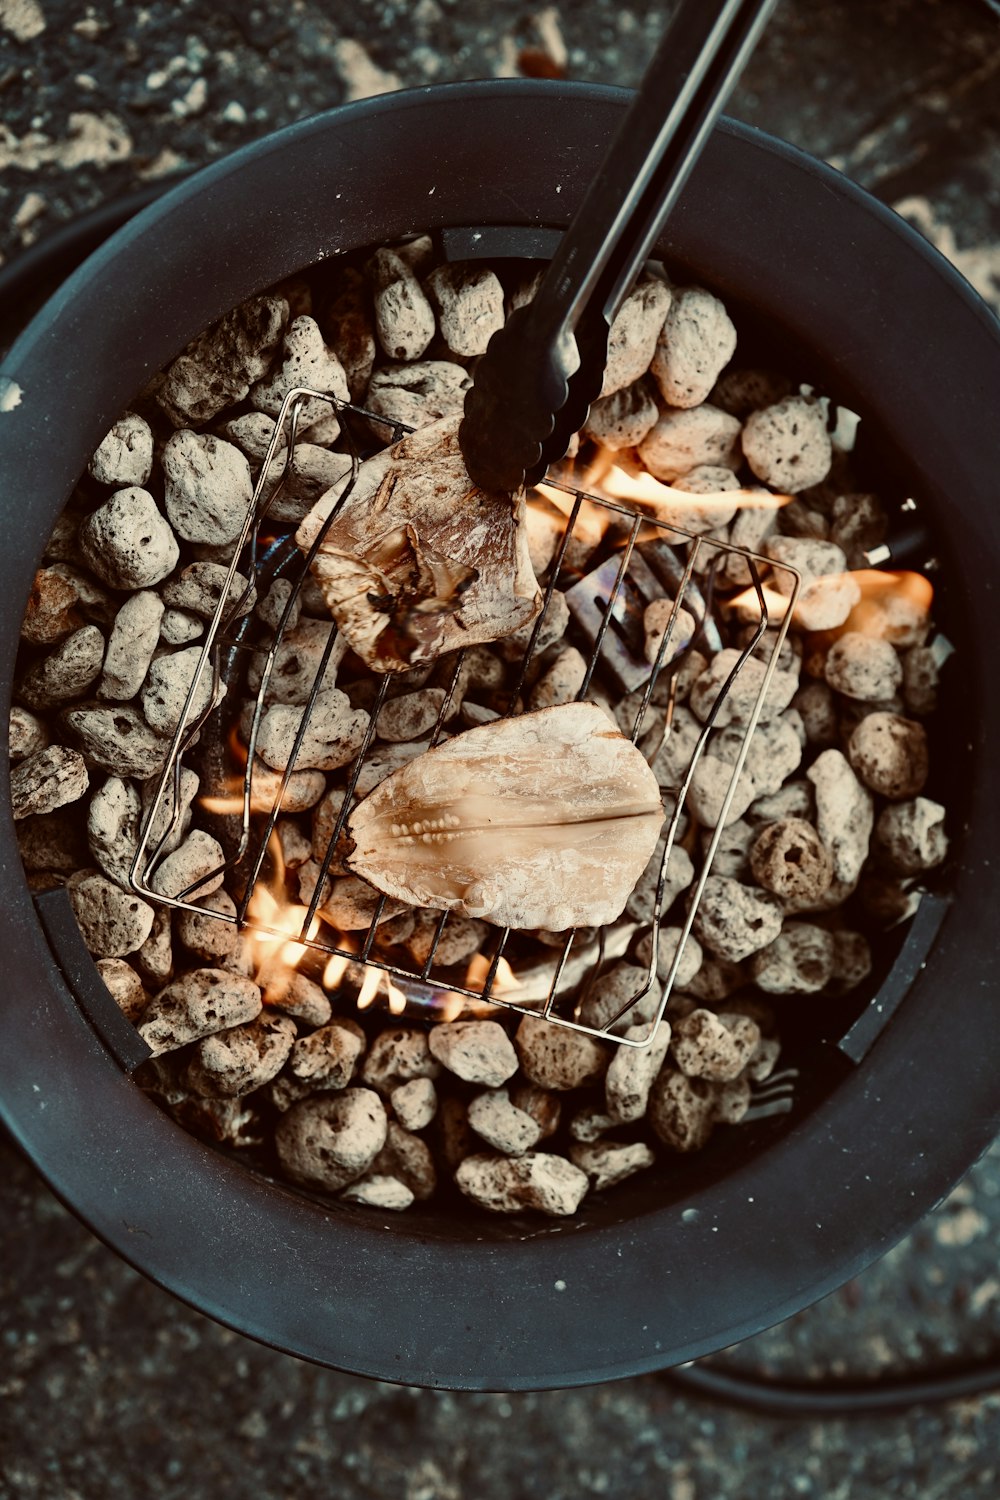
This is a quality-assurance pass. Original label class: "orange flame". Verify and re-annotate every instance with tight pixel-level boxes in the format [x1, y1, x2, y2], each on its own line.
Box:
[727, 568, 933, 636]
[243, 832, 320, 998]
[598, 465, 790, 521]
[464, 951, 523, 998]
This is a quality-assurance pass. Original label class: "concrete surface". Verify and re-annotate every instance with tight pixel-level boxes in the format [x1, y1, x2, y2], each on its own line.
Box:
[2, 1, 1000, 1495]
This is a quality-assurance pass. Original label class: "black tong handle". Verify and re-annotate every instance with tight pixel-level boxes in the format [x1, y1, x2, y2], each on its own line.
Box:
[459, 0, 779, 493]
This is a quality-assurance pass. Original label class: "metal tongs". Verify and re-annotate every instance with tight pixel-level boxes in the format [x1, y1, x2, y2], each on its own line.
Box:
[459, 0, 779, 494]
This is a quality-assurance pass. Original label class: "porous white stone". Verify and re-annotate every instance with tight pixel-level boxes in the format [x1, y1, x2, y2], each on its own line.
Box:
[424, 262, 505, 357]
[19, 625, 105, 709]
[141, 646, 214, 736]
[11, 744, 89, 820]
[157, 293, 288, 426]
[650, 287, 737, 409]
[365, 360, 471, 432]
[467, 1087, 542, 1156]
[149, 829, 226, 900]
[88, 412, 154, 487]
[250, 315, 350, 436]
[67, 869, 155, 958]
[429, 1020, 519, 1088]
[741, 396, 832, 492]
[568, 1140, 656, 1192]
[691, 876, 783, 962]
[605, 1020, 672, 1123]
[275, 1088, 388, 1192]
[162, 431, 254, 546]
[368, 248, 436, 362]
[79, 488, 179, 590]
[806, 748, 874, 886]
[86, 775, 141, 886]
[99, 590, 164, 700]
[455, 1151, 589, 1216]
[639, 404, 742, 483]
[390, 1076, 438, 1132]
[600, 279, 672, 397]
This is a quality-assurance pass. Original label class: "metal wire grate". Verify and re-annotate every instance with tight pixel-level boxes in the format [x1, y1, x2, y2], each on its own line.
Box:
[132, 387, 800, 1048]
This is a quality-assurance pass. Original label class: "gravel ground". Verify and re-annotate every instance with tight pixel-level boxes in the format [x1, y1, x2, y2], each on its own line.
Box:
[2, 0, 1000, 1495]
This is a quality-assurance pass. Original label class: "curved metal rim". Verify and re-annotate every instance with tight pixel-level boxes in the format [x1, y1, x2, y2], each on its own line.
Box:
[1, 80, 998, 1390]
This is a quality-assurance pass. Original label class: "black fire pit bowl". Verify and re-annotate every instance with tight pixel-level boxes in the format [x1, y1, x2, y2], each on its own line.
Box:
[2, 81, 998, 1392]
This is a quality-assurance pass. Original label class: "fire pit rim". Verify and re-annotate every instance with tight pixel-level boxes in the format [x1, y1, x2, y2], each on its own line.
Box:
[1, 79, 998, 1391]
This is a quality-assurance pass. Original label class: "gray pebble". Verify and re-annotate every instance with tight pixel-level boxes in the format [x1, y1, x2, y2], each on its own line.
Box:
[467, 1088, 542, 1156]
[175, 889, 241, 963]
[568, 1140, 656, 1192]
[583, 380, 659, 450]
[251, 315, 350, 435]
[639, 404, 742, 483]
[741, 396, 832, 492]
[806, 748, 874, 886]
[341, 1175, 414, 1211]
[650, 287, 737, 409]
[88, 412, 153, 487]
[11, 744, 89, 820]
[390, 1076, 438, 1132]
[86, 775, 141, 885]
[264, 970, 333, 1027]
[692, 875, 784, 962]
[275, 1088, 388, 1192]
[648, 1069, 717, 1152]
[424, 262, 505, 357]
[162, 431, 253, 546]
[686, 754, 757, 827]
[528, 646, 587, 710]
[255, 688, 370, 772]
[141, 646, 214, 736]
[95, 957, 148, 1022]
[633, 926, 704, 987]
[185, 1012, 297, 1097]
[162, 561, 255, 620]
[368, 248, 436, 362]
[149, 829, 226, 900]
[160, 608, 204, 646]
[157, 293, 288, 426]
[9, 705, 48, 762]
[376, 688, 447, 743]
[625, 840, 694, 924]
[67, 869, 155, 957]
[63, 704, 170, 778]
[99, 590, 164, 700]
[847, 712, 928, 800]
[874, 796, 948, 874]
[19, 624, 105, 709]
[429, 1020, 519, 1088]
[79, 487, 179, 589]
[689, 648, 799, 729]
[361, 1026, 440, 1094]
[749, 923, 836, 994]
[289, 1017, 366, 1088]
[373, 1119, 437, 1201]
[134, 908, 174, 988]
[138, 967, 262, 1056]
[825, 632, 903, 701]
[601, 279, 672, 397]
[670, 1008, 760, 1080]
[605, 1019, 672, 1123]
[577, 961, 663, 1033]
[514, 1014, 608, 1091]
[455, 1151, 589, 1216]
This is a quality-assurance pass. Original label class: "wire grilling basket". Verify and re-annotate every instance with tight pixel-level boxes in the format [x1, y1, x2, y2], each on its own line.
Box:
[132, 386, 800, 1049]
